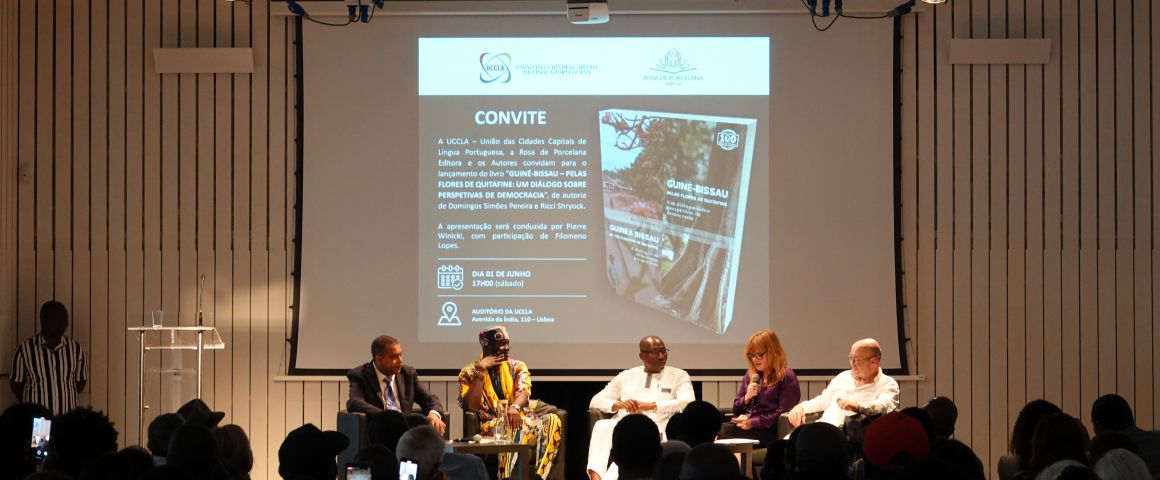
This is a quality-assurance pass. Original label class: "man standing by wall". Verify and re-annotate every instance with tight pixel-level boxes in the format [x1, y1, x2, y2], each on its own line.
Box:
[9, 301, 89, 415]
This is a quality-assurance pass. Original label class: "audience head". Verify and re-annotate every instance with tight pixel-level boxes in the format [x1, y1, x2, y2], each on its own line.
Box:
[894, 458, 969, 480]
[1010, 400, 1063, 467]
[899, 407, 935, 445]
[1090, 394, 1135, 435]
[0, 403, 52, 480]
[610, 414, 663, 477]
[679, 443, 739, 480]
[39, 301, 69, 336]
[368, 410, 410, 451]
[654, 452, 686, 480]
[354, 444, 399, 480]
[139, 465, 198, 480]
[793, 422, 848, 474]
[50, 407, 120, 478]
[167, 423, 219, 479]
[922, 397, 958, 439]
[1034, 461, 1097, 480]
[1092, 449, 1151, 480]
[758, 440, 787, 480]
[744, 330, 788, 385]
[147, 413, 185, 458]
[929, 439, 985, 480]
[176, 399, 226, 429]
[661, 440, 691, 458]
[1027, 413, 1089, 477]
[665, 413, 683, 441]
[676, 401, 722, 447]
[278, 423, 350, 480]
[783, 424, 804, 473]
[862, 412, 929, 473]
[20, 472, 74, 480]
[78, 447, 154, 480]
[395, 426, 445, 480]
[1089, 430, 1139, 465]
[213, 424, 254, 480]
[404, 413, 429, 431]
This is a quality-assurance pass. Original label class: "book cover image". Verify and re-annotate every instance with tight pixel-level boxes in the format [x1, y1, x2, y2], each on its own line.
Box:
[599, 108, 757, 334]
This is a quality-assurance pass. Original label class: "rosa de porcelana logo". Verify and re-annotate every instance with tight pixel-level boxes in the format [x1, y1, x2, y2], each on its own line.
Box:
[479, 53, 512, 83]
[651, 49, 696, 74]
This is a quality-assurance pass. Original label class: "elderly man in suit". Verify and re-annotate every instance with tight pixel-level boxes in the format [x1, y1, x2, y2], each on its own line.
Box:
[347, 335, 446, 435]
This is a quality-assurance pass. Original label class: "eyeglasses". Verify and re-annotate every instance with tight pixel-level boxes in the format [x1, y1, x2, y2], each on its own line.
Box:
[641, 348, 670, 356]
[848, 355, 879, 365]
[746, 352, 766, 360]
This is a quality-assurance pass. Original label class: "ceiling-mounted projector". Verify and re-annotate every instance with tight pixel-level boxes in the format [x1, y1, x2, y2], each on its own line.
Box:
[567, 0, 609, 24]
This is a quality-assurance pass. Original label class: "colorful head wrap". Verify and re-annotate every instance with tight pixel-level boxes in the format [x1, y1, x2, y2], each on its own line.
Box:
[479, 325, 509, 347]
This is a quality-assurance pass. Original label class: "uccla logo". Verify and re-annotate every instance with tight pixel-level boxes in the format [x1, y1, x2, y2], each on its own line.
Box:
[479, 53, 512, 83]
[650, 49, 696, 74]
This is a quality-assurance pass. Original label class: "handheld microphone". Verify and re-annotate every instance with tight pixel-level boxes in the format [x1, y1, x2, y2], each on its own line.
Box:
[746, 373, 760, 411]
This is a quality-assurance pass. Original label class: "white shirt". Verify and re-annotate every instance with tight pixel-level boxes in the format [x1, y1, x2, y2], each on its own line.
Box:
[589, 366, 695, 430]
[797, 368, 899, 427]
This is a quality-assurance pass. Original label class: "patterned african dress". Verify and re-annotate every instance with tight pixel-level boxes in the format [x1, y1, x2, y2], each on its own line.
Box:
[458, 357, 562, 479]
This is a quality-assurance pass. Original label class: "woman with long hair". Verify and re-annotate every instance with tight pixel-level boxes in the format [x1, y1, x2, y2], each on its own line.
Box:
[718, 330, 801, 444]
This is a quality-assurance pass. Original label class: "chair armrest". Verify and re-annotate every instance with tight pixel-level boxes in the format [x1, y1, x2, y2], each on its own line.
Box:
[587, 408, 612, 437]
[776, 411, 824, 438]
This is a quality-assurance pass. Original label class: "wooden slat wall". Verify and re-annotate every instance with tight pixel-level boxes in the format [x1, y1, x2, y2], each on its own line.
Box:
[0, 2, 1157, 480]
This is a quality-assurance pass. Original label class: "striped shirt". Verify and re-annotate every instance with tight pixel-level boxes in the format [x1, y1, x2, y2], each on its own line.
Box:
[11, 334, 89, 414]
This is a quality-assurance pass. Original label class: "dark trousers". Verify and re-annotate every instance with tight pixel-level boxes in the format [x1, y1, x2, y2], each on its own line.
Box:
[718, 422, 781, 446]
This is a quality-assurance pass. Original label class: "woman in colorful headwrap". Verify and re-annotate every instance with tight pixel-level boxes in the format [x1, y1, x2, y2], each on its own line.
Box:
[459, 326, 562, 480]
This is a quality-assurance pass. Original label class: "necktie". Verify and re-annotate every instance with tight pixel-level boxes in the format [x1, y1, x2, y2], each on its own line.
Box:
[384, 378, 400, 412]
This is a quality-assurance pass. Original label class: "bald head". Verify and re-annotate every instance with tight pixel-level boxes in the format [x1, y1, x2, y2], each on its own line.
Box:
[849, 339, 882, 381]
[639, 336, 668, 373]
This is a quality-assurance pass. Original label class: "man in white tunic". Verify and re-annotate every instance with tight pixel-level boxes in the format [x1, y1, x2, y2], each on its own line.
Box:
[587, 336, 694, 480]
[785, 338, 899, 428]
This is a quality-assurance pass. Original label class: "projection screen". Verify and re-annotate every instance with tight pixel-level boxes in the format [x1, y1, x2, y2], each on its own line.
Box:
[290, 5, 904, 375]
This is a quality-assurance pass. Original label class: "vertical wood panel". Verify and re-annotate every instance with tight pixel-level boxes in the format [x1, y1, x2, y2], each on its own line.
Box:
[1005, 0, 1028, 437]
[1111, 0, 1135, 402]
[913, 5, 936, 407]
[1023, 0, 1045, 405]
[1131, 0, 1154, 431]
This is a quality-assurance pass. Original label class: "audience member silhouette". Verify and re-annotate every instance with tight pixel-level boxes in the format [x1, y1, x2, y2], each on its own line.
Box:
[861, 412, 929, 478]
[1008, 400, 1063, 473]
[139, 464, 198, 480]
[665, 413, 683, 442]
[0, 403, 51, 480]
[921, 397, 958, 440]
[147, 413, 185, 464]
[48, 407, 119, 478]
[1091, 393, 1160, 476]
[213, 424, 254, 480]
[653, 452, 686, 480]
[368, 410, 410, 451]
[168, 422, 230, 480]
[784, 422, 848, 480]
[898, 407, 935, 445]
[396, 426, 446, 480]
[78, 447, 154, 480]
[678, 443, 740, 480]
[893, 458, 968, 480]
[1089, 430, 1139, 466]
[1020, 413, 1089, 480]
[405, 413, 431, 431]
[676, 401, 722, 448]
[610, 414, 662, 480]
[354, 444, 399, 480]
[1034, 461, 1097, 480]
[929, 439, 984, 480]
[758, 440, 787, 480]
[278, 423, 350, 480]
[1091, 448, 1152, 480]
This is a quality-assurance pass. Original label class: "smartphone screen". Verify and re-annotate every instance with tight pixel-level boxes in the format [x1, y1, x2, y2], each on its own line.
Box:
[346, 463, 372, 480]
[399, 459, 419, 480]
[30, 417, 51, 460]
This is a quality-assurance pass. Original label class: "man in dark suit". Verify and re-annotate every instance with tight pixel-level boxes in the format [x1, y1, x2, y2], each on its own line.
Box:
[347, 335, 446, 435]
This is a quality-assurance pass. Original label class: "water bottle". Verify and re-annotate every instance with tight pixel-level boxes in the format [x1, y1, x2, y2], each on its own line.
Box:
[495, 409, 510, 444]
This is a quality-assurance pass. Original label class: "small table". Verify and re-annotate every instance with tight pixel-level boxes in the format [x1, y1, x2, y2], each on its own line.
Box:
[447, 441, 532, 480]
[716, 439, 759, 477]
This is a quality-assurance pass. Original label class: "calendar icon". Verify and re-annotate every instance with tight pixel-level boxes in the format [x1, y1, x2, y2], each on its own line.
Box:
[437, 265, 465, 291]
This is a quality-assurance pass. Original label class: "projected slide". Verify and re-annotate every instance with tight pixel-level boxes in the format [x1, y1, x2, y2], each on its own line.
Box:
[417, 38, 769, 343]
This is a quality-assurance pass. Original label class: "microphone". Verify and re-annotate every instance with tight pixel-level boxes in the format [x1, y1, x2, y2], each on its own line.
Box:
[746, 373, 760, 411]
